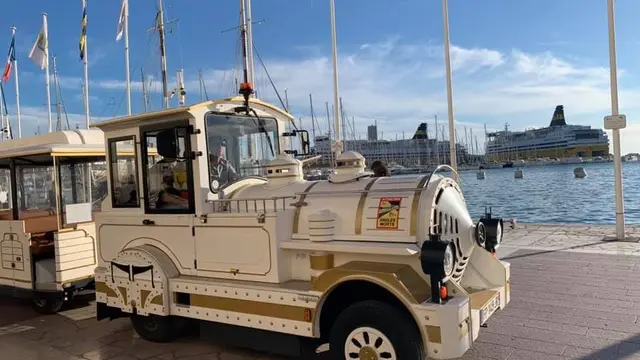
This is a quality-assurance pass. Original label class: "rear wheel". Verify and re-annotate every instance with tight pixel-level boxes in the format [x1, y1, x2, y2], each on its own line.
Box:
[32, 292, 64, 314]
[329, 300, 424, 360]
[131, 314, 178, 343]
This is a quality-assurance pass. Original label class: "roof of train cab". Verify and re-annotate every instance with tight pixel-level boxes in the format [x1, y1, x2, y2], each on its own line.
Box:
[0, 129, 105, 159]
[90, 97, 295, 132]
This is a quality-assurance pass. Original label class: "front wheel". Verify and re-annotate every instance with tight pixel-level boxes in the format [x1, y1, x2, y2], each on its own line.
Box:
[32, 292, 65, 314]
[329, 300, 424, 360]
[130, 314, 178, 343]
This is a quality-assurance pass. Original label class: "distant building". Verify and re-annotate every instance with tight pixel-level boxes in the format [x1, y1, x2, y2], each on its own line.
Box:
[367, 125, 378, 141]
[312, 123, 469, 167]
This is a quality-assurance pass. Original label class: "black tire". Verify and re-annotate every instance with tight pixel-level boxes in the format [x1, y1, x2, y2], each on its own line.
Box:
[32, 292, 65, 314]
[329, 300, 424, 360]
[130, 314, 178, 343]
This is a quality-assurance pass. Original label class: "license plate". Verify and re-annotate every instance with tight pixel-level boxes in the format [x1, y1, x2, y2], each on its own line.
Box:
[480, 294, 500, 325]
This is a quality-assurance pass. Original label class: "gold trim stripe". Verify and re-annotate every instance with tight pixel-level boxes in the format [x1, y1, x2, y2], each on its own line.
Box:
[95, 281, 117, 297]
[310, 253, 334, 270]
[313, 261, 430, 305]
[355, 178, 380, 235]
[292, 181, 320, 234]
[426, 325, 442, 344]
[410, 175, 429, 236]
[185, 293, 314, 323]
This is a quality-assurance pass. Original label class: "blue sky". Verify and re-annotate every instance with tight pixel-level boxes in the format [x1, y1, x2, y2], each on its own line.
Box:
[2, 0, 640, 154]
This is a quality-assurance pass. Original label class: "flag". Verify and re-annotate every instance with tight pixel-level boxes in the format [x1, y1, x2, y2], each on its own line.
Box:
[116, 0, 127, 41]
[2, 35, 15, 82]
[28, 16, 48, 70]
[79, 0, 88, 60]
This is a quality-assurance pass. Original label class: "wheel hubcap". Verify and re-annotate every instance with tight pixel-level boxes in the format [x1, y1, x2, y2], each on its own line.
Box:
[143, 317, 159, 332]
[345, 327, 396, 360]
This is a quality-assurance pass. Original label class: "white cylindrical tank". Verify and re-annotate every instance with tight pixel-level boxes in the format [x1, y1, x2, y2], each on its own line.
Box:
[230, 171, 478, 283]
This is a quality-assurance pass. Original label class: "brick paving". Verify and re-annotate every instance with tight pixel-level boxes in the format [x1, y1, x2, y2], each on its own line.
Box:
[1, 224, 640, 359]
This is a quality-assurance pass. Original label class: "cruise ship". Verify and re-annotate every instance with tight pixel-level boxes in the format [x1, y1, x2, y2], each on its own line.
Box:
[485, 105, 610, 163]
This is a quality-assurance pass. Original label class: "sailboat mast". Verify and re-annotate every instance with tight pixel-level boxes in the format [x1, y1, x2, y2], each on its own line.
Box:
[157, 0, 169, 108]
[52, 56, 62, 131]
[244, 0, 255, 85]
[239, 0, 250, 86]
[141, 68, 148, 112]
[309, 94, 316, 147]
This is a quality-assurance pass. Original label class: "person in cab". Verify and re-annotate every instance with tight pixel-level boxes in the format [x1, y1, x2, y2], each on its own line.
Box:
[155, 174, 188, 209]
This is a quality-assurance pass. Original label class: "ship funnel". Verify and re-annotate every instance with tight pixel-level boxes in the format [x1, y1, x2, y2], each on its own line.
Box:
[549, 105, 567, 127]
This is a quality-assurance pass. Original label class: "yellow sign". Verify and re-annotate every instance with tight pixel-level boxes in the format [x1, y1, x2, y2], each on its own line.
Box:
[376, 197, 402, 230]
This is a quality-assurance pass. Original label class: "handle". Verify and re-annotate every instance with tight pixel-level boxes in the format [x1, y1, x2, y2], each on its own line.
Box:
[142, 219, 155, 226]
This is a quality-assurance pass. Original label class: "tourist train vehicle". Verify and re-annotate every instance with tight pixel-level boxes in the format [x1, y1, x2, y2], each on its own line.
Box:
[92, 87, 510, 360]
[0, 129, 108, 313]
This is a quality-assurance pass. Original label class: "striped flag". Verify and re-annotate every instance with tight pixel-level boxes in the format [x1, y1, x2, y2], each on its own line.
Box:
[1, 34, 15, 82]
[116, 0, 128, 41]
[79, 0, 87, 60]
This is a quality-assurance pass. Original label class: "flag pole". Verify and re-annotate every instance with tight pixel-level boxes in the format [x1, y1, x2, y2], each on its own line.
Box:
[81, 0, 90, 128]
[124, 0, 131, 115]
[442, 0, 458, 178]
[10, 27, 21, 138]
[43, 13, 52, 133]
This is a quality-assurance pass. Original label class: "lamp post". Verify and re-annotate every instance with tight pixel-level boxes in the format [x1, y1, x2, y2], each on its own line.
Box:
[604, 0, 632, 241]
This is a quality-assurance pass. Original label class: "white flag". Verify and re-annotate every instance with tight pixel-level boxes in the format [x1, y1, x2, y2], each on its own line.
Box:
[116, 0, 128, 41]
[29, 16, 48, 70]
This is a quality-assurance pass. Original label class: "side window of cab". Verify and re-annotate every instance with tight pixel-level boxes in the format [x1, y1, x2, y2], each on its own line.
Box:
[109, 136, 140, 208]
[141, 123, 195, 214]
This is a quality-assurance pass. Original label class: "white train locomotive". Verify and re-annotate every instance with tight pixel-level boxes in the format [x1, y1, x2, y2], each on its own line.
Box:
[92, 87, 509, 360]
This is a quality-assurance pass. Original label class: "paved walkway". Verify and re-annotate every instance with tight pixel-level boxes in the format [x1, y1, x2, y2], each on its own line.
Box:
[2, 223, 640, 359]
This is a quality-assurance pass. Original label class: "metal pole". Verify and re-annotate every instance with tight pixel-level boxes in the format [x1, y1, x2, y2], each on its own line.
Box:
[11, 27, 21, 138]
[43, 13, 52, 132]
[606, 0, 626, 240]
[82, 0, 90, 128]
[124, 0, 131, 115]
[329, 0, 342, 159]
[442, 0, 458, 177]
[158, 0, 169, 109]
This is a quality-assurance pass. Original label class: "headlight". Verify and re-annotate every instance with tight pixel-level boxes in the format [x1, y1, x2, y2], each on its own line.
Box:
[420, 236, 456, 280]
[443, 244, 454, 277]
[477, 208, 504, 253]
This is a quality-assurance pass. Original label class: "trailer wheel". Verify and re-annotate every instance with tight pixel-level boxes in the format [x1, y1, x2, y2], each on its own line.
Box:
[130, 314, 178, 343]
[32, 292, 64, 314]
[329, 300, 424, 360]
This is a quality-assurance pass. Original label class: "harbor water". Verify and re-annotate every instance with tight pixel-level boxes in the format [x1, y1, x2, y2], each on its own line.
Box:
[450, 161, 640, 225]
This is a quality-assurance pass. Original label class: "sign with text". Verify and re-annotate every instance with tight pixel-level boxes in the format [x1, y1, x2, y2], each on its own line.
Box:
[376, 197, 402, 230]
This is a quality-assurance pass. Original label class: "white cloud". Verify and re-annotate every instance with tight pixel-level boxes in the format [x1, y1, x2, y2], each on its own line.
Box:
[11, 38, 640, 154]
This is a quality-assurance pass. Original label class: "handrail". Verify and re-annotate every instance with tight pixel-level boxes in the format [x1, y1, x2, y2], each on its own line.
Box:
[211, 195, 298, 213]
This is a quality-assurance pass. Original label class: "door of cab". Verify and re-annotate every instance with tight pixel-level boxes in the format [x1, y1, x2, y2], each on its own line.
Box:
[138, 121, 197, 273]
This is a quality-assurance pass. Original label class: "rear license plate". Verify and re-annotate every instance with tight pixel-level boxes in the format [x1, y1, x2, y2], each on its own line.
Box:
[480, 293, 500, 325]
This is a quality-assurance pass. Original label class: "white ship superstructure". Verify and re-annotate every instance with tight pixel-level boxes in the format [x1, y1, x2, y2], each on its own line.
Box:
[486, 105, 610, 162]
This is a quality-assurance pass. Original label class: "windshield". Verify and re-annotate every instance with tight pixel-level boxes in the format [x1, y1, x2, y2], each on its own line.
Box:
[205, 112, 279, 191]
